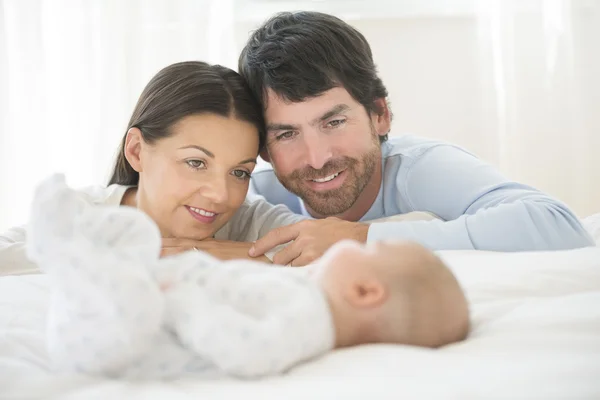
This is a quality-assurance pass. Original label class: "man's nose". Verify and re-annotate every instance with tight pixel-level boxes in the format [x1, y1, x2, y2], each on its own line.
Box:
[302, 132, 333, 170]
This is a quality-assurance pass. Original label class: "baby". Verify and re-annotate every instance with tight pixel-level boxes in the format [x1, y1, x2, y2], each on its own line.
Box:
[27, 175, 469, 379]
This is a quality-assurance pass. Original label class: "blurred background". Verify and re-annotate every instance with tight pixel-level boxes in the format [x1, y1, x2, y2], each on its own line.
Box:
[1, 0, 598, 231]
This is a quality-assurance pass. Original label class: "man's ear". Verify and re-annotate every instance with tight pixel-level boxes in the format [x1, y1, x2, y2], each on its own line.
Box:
[259, 147, 271, 163]
[371, 98, 391, 138]
[124, 127, 144, 172]
[345, 278, 387, 308]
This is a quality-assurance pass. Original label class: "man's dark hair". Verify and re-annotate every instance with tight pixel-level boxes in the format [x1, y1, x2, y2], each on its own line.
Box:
[239, 11, 390, 142]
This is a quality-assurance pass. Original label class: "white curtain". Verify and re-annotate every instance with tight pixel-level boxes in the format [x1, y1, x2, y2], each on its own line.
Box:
[0, 0, 234, 231]
[1, 0, 598, 232]
[474, 0, 599, 218]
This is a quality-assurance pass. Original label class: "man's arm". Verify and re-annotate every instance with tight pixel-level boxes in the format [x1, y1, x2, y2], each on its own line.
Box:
[368, 144, 594, 251]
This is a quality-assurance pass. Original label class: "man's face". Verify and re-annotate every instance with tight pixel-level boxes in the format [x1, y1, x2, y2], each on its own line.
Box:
[263, 87, 389, 217]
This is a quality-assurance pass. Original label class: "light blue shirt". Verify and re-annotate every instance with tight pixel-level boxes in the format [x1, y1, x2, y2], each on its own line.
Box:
[249, 135, 594, 251]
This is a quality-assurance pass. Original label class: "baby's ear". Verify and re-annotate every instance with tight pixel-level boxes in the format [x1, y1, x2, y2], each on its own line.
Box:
[345, 278, 387, 308]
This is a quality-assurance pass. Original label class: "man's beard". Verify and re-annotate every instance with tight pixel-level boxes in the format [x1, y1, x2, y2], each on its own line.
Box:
[274, 136, 380, 217]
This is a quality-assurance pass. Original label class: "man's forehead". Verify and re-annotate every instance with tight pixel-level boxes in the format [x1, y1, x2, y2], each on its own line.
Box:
[264, 87, 357, 123]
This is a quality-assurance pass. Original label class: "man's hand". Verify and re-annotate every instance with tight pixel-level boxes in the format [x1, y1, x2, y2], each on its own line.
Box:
[161, 238, 270, 263]
[248, 217, 369, 266]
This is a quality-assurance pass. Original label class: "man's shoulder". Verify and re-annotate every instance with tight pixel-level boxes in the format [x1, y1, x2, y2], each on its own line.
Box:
[383, 134, 457, 160]
[380, 135, 477, 194]
[383, 135, 477, 175]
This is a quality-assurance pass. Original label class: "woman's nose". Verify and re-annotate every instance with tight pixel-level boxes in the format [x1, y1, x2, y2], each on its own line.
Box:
[200, 177, 229, 204]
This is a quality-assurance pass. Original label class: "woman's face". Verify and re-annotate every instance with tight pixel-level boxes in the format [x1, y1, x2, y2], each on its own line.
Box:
[126, 113, 259, 239]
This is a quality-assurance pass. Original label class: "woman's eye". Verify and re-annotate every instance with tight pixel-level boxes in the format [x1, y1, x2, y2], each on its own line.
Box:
[232, 169, 251, 180]
[186, 159, 205, 169]
[327, 119, 346, 128]
[276, 131, 296, 141]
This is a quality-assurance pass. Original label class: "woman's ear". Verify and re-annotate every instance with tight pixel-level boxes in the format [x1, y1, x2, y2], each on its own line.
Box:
[345, 278, 387, 308]
[371, 98, 391, 138]
[124, 127, 144, 172]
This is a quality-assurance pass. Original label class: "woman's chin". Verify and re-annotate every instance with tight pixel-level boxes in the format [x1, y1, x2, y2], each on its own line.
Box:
[179, 223, 222, 240]
[180, 229, 215, 240]
[163, 213, 226, 239]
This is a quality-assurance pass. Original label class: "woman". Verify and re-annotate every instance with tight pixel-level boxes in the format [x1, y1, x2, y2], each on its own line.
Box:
[0, 61, 306, 276]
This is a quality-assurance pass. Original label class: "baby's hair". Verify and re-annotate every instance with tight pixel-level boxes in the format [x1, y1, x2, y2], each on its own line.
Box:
[374, 244, 469, 347]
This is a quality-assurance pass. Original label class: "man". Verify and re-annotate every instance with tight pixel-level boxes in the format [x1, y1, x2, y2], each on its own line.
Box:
[238, 11, 593, 266]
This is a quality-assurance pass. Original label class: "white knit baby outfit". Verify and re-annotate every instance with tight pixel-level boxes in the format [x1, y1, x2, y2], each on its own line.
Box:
[26, 175, 335, 379]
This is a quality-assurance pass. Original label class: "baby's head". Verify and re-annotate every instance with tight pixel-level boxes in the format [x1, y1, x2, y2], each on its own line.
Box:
[312, 240, 469, 349]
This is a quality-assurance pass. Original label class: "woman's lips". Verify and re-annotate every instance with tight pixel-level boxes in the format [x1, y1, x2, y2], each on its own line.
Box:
[186, 206, 218, 224]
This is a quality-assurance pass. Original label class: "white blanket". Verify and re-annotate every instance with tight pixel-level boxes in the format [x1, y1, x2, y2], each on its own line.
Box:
[1, 246, 599, 400]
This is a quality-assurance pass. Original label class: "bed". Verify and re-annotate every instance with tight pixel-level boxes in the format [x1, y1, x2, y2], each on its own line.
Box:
[1, 216, 599, 400]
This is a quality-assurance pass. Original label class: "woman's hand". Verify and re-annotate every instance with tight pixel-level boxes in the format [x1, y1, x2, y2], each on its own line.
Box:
[161, 237, 271, 263]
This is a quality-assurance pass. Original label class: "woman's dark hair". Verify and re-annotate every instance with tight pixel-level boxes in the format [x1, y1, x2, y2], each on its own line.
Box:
[108, 61, 265, 186]
[239, 11, 390, 142]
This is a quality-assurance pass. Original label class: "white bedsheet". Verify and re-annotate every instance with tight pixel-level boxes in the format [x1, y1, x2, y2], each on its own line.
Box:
[1, 247, 600, 400]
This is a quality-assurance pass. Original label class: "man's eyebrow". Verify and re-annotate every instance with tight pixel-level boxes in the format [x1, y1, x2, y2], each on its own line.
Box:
[266, 123, 298, 133]
[266, 104, 351, 133]
[310, 104, 351, 126]
[178, 145, 214, 158]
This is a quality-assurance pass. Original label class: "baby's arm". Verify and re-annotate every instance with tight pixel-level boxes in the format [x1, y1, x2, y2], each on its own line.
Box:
[164, 262, 334, 378]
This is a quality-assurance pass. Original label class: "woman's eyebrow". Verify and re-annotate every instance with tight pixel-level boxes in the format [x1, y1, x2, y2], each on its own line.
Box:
[178, 145, 214, 158]
[179, 145, 256, 165]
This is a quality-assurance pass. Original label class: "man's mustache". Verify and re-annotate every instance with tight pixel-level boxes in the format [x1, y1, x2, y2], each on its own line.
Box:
[289, 157, 357, 181]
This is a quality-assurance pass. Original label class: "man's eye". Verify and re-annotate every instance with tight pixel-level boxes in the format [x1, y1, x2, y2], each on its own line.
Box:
[276, 131, 296, 140]
[327, 119, 346, 128]
[186, 160, 205, 169]
[232, 169, 250, 179]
